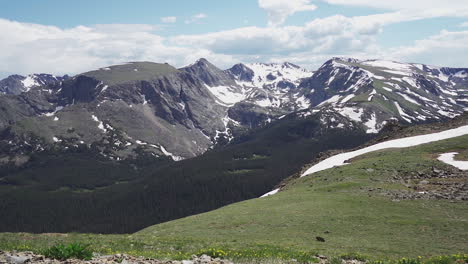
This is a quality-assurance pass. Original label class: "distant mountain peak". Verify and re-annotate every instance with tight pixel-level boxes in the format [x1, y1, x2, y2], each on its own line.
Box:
[0, 73, 68, 95]
[195, 58, 210, 64]
[331, 57, 362, 64]
[181, 58, 236, 88]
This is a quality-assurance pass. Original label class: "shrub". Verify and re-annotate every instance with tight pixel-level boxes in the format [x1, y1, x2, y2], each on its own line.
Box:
[340, 252, 368, 261]
[397, 257, 422, 264]
[41, 243, 93, 260]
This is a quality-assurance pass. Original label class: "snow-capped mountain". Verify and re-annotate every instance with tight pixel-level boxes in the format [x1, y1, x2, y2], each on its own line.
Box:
[230, 62, 312, 90]
[0, 73, 69, 95]
[226, 62, 313, 110]
[0, 57, 467, 164]
[296, 57, 468, 134]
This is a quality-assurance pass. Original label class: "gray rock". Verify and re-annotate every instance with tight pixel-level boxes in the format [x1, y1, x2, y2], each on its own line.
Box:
[5, 254, 31, 264]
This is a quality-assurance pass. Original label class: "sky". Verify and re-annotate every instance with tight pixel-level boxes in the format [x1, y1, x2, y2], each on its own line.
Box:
[1, 0, 468, 78]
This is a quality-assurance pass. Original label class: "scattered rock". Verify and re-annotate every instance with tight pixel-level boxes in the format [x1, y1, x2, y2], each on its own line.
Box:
[5, 255, 31, 264]
[0, 252, 234, 264]
[316, 236, 326, 242]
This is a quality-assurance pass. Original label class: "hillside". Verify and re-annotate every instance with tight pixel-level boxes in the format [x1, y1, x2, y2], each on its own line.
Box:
[135, 119, 468, 258]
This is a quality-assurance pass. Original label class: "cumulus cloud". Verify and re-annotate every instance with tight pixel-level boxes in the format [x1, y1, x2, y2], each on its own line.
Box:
[161, 16, 177, 23]
[321, 0, 468, 18]
[390, 30, 468, 67]
[258, 0, 317, 26]
[0, 18, 235, 77]
[2, 5, 468, 79]
[185, 13, 207, 24]
[322, 0, 467, 10]
[171, 14, 384, 56]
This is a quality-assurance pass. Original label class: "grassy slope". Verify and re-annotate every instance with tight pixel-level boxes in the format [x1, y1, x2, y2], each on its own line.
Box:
[81, 62, 178, 85]
[134, 134, 468, 258]
[1, 132, 466, 260]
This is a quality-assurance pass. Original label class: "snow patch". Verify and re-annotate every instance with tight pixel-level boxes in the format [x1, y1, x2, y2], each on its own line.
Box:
[318, 95, 342, 107]
[205, 84, 245, 105]
[364, 113, 378, 134]
[438, 152, 468, 170]
[296, 96, 311, 110]
[301, 125, 468, 177]
[160, 145, 184, 161]
[255, 97, 272, 107]
[21, 75, 39, 91]
[363, 60, 413, 72]
[338, 107, 364, 123]
[341, 94, 355, 104]
[91, 115, 107, 133]
[398, 93, 421, 106]
[260, 188, 279, 198]
[394, 102, 413, 123]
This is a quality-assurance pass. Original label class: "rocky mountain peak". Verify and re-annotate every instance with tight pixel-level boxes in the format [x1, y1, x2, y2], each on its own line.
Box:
[181, 58, 237, 87]
[227, 63, 255, 82]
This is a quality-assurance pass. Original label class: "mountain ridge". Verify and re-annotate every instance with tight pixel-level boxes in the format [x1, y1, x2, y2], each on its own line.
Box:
[1, 57, 467, 161]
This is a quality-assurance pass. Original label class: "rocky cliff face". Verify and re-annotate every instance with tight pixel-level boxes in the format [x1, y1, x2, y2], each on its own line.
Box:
[0, 62, 231, 161]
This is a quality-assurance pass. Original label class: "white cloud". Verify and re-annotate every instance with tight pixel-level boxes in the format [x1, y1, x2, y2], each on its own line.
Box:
[185, 13, 207, 24]
[172, 15, 382, 56]
[259, 0, 317, 26]
[321, 0, 468, 18]
[460, 21, 468, 27]
[0, 18, 235, 77]
[321, 0, 468, 10]
[161, 16, 177, 23]
[390, 30, 468, 67]
[1, 8, 468, 79]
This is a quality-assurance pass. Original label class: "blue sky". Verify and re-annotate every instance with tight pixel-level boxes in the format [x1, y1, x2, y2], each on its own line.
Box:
[1, 0, 468, 77]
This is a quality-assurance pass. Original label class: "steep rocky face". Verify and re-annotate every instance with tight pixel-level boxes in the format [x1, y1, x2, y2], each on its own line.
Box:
[0, 62, 229, 161]
[181, 58, 238, 87]
[228, 63, 255, 82]
[0, 74, 69, 95]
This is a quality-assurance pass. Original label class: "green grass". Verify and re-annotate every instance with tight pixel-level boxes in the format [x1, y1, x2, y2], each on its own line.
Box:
[0, 135, 466, 262]
[81, 62, 178, 85]
[134, 134, 468, 258]
[41, 243, 93, 260]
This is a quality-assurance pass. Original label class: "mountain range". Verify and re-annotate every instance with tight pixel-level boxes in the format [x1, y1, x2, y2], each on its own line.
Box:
[0, 57, 467, 233]
[1, 57, 467, 162]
